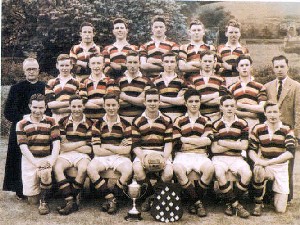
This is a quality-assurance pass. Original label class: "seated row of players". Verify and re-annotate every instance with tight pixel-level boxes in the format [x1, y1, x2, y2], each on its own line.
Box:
[17, 88, 295, 218]
[70, 16, 248, 88]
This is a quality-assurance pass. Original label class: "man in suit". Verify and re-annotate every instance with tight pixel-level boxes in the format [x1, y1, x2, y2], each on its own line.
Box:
[265, 55, 300, 202]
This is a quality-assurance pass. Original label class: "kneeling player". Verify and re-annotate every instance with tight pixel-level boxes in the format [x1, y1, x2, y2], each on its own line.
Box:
[211, 95, 252, 218]
[16, 94, 60, 215]
[249, 102, 295, 215]
[54, 95, 93, 215]
[132, 88, 173, 211]
[173, 89, 214, 217]
[87, 93, 132, 214]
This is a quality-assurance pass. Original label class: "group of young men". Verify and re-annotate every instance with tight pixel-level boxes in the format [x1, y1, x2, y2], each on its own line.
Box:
[4, 15, 299, 221]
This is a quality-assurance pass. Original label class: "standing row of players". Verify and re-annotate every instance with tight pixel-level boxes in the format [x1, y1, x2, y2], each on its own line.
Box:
[17, 50, 297, 218]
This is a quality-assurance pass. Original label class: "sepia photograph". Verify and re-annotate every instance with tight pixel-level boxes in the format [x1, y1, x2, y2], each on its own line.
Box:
[1, 0, 300, 224]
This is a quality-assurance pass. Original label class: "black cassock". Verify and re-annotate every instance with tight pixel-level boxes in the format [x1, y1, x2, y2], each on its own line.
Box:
[3, 80, 46, 196]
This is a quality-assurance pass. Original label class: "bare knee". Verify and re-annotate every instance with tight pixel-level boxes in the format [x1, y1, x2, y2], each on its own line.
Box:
[162, 165, 173, 182]
[253, 166, 265, 183]
[133, 162, 146, 180]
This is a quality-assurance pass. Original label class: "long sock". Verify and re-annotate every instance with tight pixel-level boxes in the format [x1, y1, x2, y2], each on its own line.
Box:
[182, 180, 198, 204]
[235, 178, 249, 199]
[40, 181, 52, 202]
[58, 179, 73, 201]
[195, 178, 210, 200]
[219, 181, 236, 204]
[72, 179, 84, 198]
[253, 180, 266, 204]
[93, 177, 109, 196]
[138, 178, 154, 197]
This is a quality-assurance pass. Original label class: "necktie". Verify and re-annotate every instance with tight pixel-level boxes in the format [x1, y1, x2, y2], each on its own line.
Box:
[277, 80, 282, 101]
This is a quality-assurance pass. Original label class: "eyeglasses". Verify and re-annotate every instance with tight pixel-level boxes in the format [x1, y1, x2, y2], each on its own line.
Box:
[25, 68, 39, 71]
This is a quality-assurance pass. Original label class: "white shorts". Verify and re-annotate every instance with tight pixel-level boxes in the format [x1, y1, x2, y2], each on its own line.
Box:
[133, 149, 172, 165]
[92, 155, 131, 171]
[173, 152, 212, 174]
[212, 155, 251, 177]
[264, 162, 289, 195]
[22, 156, 52, 196]
[58, 151, 91, 167]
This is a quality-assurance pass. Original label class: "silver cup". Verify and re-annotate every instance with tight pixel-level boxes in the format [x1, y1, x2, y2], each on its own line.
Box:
[124, 179, 143, 221]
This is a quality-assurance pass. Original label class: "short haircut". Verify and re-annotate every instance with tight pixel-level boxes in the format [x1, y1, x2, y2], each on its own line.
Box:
[89, 54, 104, 62]
[199, 50, 216, 60]
[264, 101, 278, 112]
[126, 50, 139, 58]
[23, 58, 39, 70]
[151, 15, 165, 24]
[57, 54, 71, 63]
[103, 93, 119, 103]
[80, 22, 95, 32]
[69, 94, 83, 104]
[272, 55, 289, 66]
[113, 18, 128, 28]
[220, 95, 235, 106]
[225, 19, 241, 31]
[184, 88, 201, 101]
[29, 93, 45, 105]
[189, 19, 205, 29]
[236, 54, 253, 66]
[162, 51, 177, 61]
[145, 88, 160, 99]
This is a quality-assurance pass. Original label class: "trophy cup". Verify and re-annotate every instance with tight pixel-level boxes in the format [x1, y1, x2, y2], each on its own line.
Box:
[124, 178, 143, 221]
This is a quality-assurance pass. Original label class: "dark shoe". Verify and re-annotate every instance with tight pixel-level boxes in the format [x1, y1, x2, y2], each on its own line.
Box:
[58, 200, 78, 215]
[252, 203, 263, 216]
[195, 200, 207, 217]
[188, 203, 196, 215]
[107, 197, 118, 214]
[141, 195, 154, 212]
[234, 203, 250, 218]
[224, 203, 233, 216]
[38, 200, 50, 215]
[101, 200, 109, 212]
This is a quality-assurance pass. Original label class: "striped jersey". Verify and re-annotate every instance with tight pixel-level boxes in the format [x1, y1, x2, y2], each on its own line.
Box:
[118, 72, 152, 117]
[70, 43, 101, 76]
[173, 113, 213, 153]
[139, 37, 179, 79]
[16, 115, 60, 157]
[92, 114, 132, 157]
[58, 114, 93, 146]
[132, 111, 173, 152]
[45, 76, 84, 108]
[228, 80, 267, 112]
[249, 122, 296, 159]
[190, 74, 228, 115]
[217, 43, 249, 77]
[179, 43, 216, 81]
[103, 43, 138, 78]
[152, 74, 187, 114]
[212, 116, 249, 157]
[80, 75, 120, 119]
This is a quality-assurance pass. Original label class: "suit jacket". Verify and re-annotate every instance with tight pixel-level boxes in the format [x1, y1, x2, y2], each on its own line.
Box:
[265, 77, 300, 139]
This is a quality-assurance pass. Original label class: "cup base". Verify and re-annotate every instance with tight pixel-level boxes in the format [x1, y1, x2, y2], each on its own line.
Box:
[124, 212, 142, 221]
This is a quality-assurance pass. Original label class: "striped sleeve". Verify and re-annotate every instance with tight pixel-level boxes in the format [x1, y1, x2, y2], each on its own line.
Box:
[91, 120, 102, 146]
[173, 117, 182, 142]
[248, 125, 260, 153]
[139, 43, 148, 58]
[204, 119, 214, 141]
[257, 84, 268, 103]
[285, 128, 296, 154]
[16, 120, 28, 146]
[50, 118, 60, 141]
[240, 119, 249, 140]
[106, 78, 120, 96]
[123, 120, 132, 147]
[45, 79, 56, 103]
[132, 118, 142, 149]
[164, 118, 173, 143]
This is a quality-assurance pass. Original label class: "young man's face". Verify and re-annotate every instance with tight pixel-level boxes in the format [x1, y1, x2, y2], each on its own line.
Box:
[237, 59, 252, 78]
[200, 54, 215, 73]
[126, 55, 140, 75]
[80, 26, 94, 44]
[186, 95, 201, 114]
[226, 26, 241, 44]
[152, 21, 166, 38]
[273, 59, 289, 80]
[144, 94, 160, 114]
[189, 24, 205, 42]
[24, 61, 39, 83]
[104, 98, 119, 117]
[89, 56, 104, 75]
[56, 59, 72, 77]
[162, 55, 177, 74]
[113, 23, 128, 40]
[265, 105, 281, 124]
[29, 100, 46, 120]
[220, 99, 237, 117]
[70, 99, 84, 118]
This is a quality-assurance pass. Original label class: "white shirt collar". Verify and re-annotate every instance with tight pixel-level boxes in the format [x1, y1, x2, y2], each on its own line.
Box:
[24, 114, 46, 123]
[277, 76, 288, 86]
[79, 42, 96, 49]
[142, 110, 162, 121]
[264, 121, 283, 132]
[88, 74, 105, 82]
[68, 114, 86, 123]
[124, 70, 143, 79]
[221, 115, 239, 124]
[103, 114, 121, 124]
[225, 42, 242, 49]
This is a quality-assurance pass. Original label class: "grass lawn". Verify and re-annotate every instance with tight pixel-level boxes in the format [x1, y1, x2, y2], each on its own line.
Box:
[0, 137, 299, 225]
